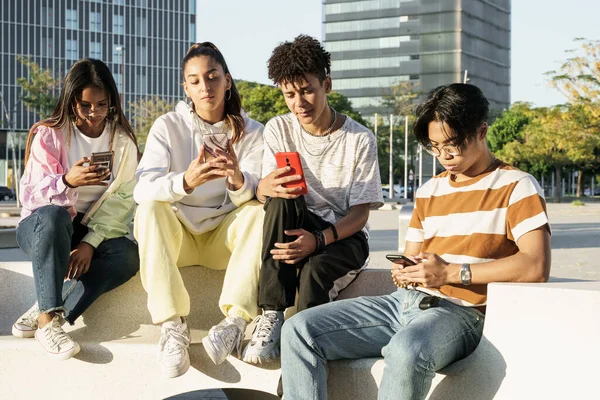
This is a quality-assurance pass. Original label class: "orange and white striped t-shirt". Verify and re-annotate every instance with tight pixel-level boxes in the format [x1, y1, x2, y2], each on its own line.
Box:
[406, 160, 550, 306]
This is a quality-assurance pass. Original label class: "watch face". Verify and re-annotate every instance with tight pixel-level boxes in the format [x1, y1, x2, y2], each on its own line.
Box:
[460, 266, 472, 284]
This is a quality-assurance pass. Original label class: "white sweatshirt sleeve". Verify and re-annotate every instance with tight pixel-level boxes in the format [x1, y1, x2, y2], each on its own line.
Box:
[134, 117, 189, 203]
[227, 118, 264, 207]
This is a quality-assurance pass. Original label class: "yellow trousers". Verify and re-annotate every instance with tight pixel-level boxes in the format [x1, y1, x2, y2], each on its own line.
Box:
[134, 200, 264, 324]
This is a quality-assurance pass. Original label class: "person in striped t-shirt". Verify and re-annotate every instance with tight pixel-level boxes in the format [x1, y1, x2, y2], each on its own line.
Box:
[279, 83, 551, 400]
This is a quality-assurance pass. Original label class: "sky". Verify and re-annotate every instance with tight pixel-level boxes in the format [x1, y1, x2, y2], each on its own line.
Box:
[196, 0, 600, 108]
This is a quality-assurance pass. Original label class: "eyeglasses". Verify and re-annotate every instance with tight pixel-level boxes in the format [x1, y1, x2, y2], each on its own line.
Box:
[423, 143, 462, 157]
[76, 104, 111, 116]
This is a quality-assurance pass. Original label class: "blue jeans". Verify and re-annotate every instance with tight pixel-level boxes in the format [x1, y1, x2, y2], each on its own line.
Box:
[16, 205, 139, 324]
[281, 289, 484, 400]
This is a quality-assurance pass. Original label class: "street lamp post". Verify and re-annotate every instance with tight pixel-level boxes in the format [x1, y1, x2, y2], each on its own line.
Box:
[116, 46, 125, 104]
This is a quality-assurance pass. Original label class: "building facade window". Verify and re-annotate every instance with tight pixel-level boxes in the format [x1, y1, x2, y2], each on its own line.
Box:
[189, 22, 196, 42]
[136, 45, 147, 64]
[114, 72, 123, 93]
[41, 36, 53, 57]
[114, 0, 125, 4]
[326, 36, 413, 52]
[325, 17, 400, 34]
[90, 41, 102, 59]
[135, 16, 147, 36]
[325, 0, 413, 15]
[334, 75, 409, 90]
[90, 12, 102, 32]
[113, 14, 124, 35]
[41, 6, 53, 25]
[66, 39, 78, 60]
[65, 9, 78, 30]
[189, 0, 196, 12]
[332, 55, 412, 71]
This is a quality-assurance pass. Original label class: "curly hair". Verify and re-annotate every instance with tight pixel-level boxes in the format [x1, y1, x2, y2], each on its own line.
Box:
[267, 35, 331, 86]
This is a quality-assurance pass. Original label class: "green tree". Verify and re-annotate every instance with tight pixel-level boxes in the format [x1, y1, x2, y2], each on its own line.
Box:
[546, 38, 600, 195]
[487, 102, 533, 153]
[129, 96, 175, 150]
[237, 81, 288, 124]
[380, 81, 420, 117]
[16, 56, 60, 119]
[327, 91, 369, 127]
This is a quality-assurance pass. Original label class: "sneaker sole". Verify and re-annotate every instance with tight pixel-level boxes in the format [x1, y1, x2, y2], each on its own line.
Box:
[202, 335, 228, 365]
[242, 346, 280, 365]
[161, 354, 191, 379]
[12, 324, 36, 338]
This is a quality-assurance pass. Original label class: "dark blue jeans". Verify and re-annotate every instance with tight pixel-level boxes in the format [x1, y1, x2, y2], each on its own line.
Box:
[16, 205, 140, 324]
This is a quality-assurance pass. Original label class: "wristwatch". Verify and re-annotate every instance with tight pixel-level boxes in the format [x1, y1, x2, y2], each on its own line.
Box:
[460, 263, 472, 285]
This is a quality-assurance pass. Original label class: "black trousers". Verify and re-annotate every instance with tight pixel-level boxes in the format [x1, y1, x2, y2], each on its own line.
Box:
[258, 197, 369, 312]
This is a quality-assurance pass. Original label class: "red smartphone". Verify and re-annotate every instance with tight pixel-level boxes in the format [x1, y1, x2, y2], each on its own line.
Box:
[386, 254, 417, 266]
[275, 152, 308, 195]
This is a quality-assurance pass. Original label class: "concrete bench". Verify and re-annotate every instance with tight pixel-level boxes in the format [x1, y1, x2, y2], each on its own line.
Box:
[2, 257, 598, 399]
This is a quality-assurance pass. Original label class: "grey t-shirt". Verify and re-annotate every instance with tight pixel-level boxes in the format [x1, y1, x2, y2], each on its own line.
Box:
[262, 113, 384, 231]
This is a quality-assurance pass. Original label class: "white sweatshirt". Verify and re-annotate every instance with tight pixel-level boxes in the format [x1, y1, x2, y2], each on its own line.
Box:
[134, 101, 264, 234]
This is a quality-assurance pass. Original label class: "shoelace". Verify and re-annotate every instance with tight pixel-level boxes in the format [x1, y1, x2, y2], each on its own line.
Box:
[163, 324, 190, 355]
[211, 318, 244, 357]
[254, 313, 280, 340]
[46, 317, 71, 350]
[19, 304, 39, 326]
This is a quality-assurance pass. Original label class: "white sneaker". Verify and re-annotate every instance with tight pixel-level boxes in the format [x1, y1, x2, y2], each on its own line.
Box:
[202, 316, 247, 365]
[158, 317, 191, 378]
[12, 302, 40, 338]
[242, 310, 284, 364]
[34, 315, 80, 360]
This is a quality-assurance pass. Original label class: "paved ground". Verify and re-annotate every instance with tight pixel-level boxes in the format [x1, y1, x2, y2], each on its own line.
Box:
[2, 201, 599, 280]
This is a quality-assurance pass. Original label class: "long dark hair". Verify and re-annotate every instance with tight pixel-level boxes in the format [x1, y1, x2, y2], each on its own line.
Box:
[182, 42, 245, 144]
[24, 58, 140, 165]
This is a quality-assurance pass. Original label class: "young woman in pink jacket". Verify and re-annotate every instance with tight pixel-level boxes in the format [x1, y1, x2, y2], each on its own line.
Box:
[12, 59, 140, 360]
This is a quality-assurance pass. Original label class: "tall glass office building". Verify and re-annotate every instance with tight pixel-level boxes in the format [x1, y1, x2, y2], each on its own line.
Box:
[323, 0, 511, 118]
[0, 0, 196, 186]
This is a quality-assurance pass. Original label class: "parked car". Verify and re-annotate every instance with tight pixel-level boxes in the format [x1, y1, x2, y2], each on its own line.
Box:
[0, 186, 15, 201]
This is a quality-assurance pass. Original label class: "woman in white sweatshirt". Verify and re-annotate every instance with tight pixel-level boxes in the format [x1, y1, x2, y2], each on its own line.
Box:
[133, 42, 264, 378]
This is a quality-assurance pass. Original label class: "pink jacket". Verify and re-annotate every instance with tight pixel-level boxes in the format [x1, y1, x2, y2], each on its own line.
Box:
[20, 125, 79, 220]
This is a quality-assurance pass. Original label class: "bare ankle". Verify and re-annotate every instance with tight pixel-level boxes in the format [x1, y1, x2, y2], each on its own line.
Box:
[38, 312, 56, 328]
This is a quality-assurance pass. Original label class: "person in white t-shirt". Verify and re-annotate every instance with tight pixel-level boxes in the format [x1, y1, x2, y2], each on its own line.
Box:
[242, 35, 384, 365]
[13, 58, 140, 360]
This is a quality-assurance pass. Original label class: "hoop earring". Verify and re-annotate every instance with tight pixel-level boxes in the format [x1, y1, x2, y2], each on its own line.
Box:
[225, 89, 232, 101]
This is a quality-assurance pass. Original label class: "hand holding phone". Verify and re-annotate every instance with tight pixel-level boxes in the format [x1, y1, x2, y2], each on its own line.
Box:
[387, 254, 417, 289]
[274, 152, 308, 195]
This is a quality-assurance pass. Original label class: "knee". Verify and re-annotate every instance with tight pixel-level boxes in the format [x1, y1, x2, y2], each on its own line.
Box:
[264, 196, 294, 214]
[121, 241, 140, 279]
[35, 205, 72, 233]
[281, 313, 311, 351]
[382, 335, 429, 370]
[300, 258, 328, 282]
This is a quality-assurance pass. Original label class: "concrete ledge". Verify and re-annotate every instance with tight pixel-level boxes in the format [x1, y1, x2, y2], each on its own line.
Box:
[0, 228, 17, 249]
[327, 280, 600, 399]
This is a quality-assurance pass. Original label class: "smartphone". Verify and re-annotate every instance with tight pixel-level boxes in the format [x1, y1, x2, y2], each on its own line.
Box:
[90, 151, 114, 182]
[275, 152, 308, 195]
[386, 254, 417, 266]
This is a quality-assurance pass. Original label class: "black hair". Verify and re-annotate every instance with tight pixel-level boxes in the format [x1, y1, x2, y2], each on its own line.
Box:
[413, 83, 489, 147]
[182, 42, 245, 144]
[25, 58, 139, 165]
[267, 35, 331, 86]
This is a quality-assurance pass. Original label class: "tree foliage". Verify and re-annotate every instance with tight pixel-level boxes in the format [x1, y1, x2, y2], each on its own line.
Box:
[128, 96, 175, 150]
[16, 56, 60, 119]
